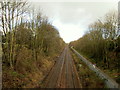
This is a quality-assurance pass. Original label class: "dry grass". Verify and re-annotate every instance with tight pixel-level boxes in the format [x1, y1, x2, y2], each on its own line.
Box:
[2, 47, 55, 88]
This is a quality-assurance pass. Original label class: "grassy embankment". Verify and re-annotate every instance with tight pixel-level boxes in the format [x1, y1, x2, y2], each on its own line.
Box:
[76, 51, 120, 85]
[2, 48, 64, 88]
[70, 50, 106, 88]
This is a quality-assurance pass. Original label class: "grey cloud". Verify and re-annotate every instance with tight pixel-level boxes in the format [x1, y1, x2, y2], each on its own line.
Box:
[31, 2, 117, 25]
[29, 2, 117, 42]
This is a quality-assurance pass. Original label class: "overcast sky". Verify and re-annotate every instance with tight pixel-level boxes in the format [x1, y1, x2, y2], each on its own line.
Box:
[29, 0, 119, 43]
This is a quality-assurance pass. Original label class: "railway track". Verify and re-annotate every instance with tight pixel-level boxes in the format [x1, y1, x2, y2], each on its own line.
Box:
[43, 46, 82, 88]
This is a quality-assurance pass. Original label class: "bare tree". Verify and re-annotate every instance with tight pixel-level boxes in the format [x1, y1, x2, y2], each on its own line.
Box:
[0, 0, 28, 68]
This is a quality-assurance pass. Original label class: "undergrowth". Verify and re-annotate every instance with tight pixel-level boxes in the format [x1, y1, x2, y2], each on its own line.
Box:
[71, 50, 105, 88]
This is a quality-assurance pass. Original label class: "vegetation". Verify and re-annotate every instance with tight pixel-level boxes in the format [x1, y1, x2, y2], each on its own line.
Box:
[71, 50, 105, 88]
[0, 0, 119, 88]
[0, 0, 65, 88]
[70, 11, 120, 84]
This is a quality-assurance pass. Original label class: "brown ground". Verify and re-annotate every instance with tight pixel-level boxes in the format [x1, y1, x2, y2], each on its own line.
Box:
[43, 46, 82, 88]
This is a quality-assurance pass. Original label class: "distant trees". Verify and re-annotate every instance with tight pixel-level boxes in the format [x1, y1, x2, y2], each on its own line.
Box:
[70, 11, 120, 71]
